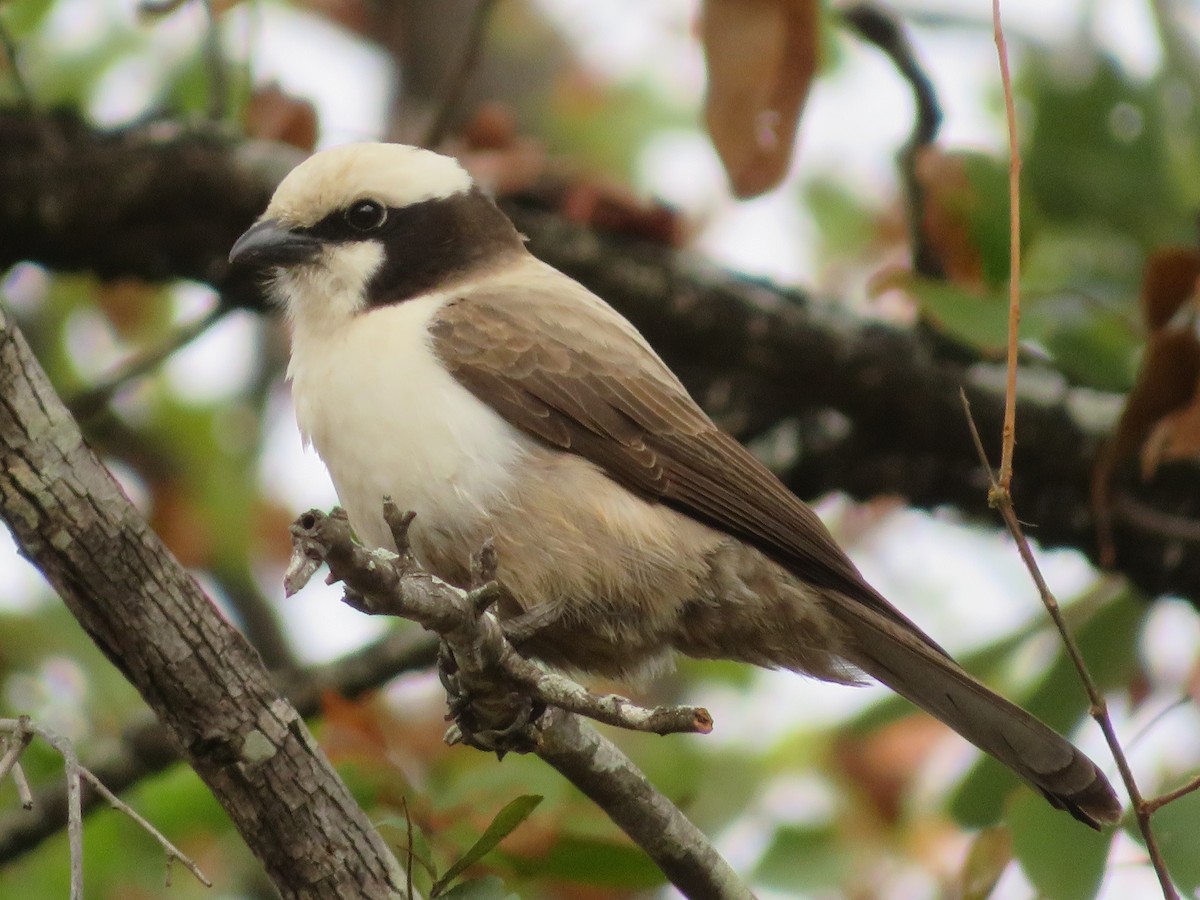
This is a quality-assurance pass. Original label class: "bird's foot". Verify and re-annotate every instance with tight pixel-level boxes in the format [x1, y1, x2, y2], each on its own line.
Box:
[438, 642, 545, 758]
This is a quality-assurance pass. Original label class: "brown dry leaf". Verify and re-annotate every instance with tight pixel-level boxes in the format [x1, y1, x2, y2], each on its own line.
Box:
[1142, 388, 1200, 479]
[914, 145, 985, 289]
[1092, 247, 1200, 565]
[320, 691, 389, 760]
[149, 480, 214, 569]
[558, 180, 684, 246]
[453, 103, 548, 197]
[702, 0, 819, 198]
[249, 498, 300, 566]
[94, 279, 160, 339]
[958, 827, 1013, 900]
[833, 715, 945, 823]
[244, 84, 319, 152]
[1140, 246, 1200, 332]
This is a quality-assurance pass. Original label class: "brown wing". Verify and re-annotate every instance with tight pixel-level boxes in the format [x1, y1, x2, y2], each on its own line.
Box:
[430, 274, 949, 657]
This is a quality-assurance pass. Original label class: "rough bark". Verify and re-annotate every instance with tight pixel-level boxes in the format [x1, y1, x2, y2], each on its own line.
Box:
[1, 109, 1196, 607]
[0, 304, 404, 897]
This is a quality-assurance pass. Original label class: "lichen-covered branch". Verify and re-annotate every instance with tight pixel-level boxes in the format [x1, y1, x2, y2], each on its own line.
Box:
[287, 504, 747, 900]
[287, 505, 711, 738]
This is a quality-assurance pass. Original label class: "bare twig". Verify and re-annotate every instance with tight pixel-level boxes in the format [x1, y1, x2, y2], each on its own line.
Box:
[0, 717, 211, 894]
[78, 766, 211, 887]
[842, 3, 943, 278]
[992, 0, 1021, 490]
[67, 304, 227, 421]
[0, 717, 32, 785]
[8, 762, 32, 811]
[537, 709, 753, 900]
[422, 0, 498, 148]
[961, 391, 1178, 900]
[1145, 772, 1200, 815]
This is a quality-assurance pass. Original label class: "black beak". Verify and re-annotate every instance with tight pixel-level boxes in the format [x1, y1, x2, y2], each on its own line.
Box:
[228, 219, 320, 270]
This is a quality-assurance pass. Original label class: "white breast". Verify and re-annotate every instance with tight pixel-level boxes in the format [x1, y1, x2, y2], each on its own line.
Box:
[286, 293, 527, 550]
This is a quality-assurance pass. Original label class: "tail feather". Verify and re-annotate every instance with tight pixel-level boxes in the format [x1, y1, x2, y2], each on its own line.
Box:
[827, 595, 1122, 829]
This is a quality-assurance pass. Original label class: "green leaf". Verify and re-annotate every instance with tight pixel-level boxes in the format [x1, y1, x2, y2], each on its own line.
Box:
[1022, 50, 1185, 249]
[904, 276, 1010, 353]
[1010, 791, 1113, 900]
[439, 875, 517, 900]
[506, 835, 666, 890]
[432, 795, 542, 895]
[1140, 785, 1200, 894]
[753, 824, 847, 893]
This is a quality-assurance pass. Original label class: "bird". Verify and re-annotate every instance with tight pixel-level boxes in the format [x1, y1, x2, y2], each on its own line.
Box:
[229, 142, 1121, 829]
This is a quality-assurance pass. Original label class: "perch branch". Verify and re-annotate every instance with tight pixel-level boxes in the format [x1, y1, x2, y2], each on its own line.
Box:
[287, 505, 711, 739]
[287, 505, 752, 899]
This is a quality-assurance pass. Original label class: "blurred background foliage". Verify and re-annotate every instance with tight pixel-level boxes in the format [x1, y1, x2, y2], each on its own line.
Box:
[1, 0, 1199, 898]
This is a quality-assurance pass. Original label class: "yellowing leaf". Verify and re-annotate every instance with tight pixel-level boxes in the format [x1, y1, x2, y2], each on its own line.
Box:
[702, 0, 819, 198]
[960, 827, 1013, 900]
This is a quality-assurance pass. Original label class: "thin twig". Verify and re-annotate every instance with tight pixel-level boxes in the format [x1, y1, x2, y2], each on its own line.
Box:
[0, 14, 33, 110]
[0, 718, 32, 784]
[0, 717, 210, 893]
[961, 390, 1178, 900]
[401, 795, 414, 900]
[78, 766, 212, 887]
[422, 0, 498, 148]
[992, 0, 1021, 490]
[842, 3, 943, 278]
[67, 305, 227, 421]
[44, 731, 85, 900]
[1145, 772, 1200, 815]
[9, 762, 32, 811]
[0, 630, 439, 866]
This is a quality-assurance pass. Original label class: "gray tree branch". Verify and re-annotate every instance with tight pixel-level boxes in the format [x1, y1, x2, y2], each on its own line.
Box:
[287, 504, 750, 900]
[0, 110, 1195, 604]
[0, 303, 406, 898]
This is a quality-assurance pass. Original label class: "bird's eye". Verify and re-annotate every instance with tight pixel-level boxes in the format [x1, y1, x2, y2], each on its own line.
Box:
[344, 199, 387, 233]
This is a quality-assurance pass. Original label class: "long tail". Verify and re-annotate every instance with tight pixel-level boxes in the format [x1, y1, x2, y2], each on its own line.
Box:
[826, 594, 1122, 829]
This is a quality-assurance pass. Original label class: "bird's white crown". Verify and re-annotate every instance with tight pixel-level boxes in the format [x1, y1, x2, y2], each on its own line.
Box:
[264, 143, 474, 227]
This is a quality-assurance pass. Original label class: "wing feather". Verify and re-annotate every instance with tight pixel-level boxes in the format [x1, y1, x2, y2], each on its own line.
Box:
[430, 279, 948, 656]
